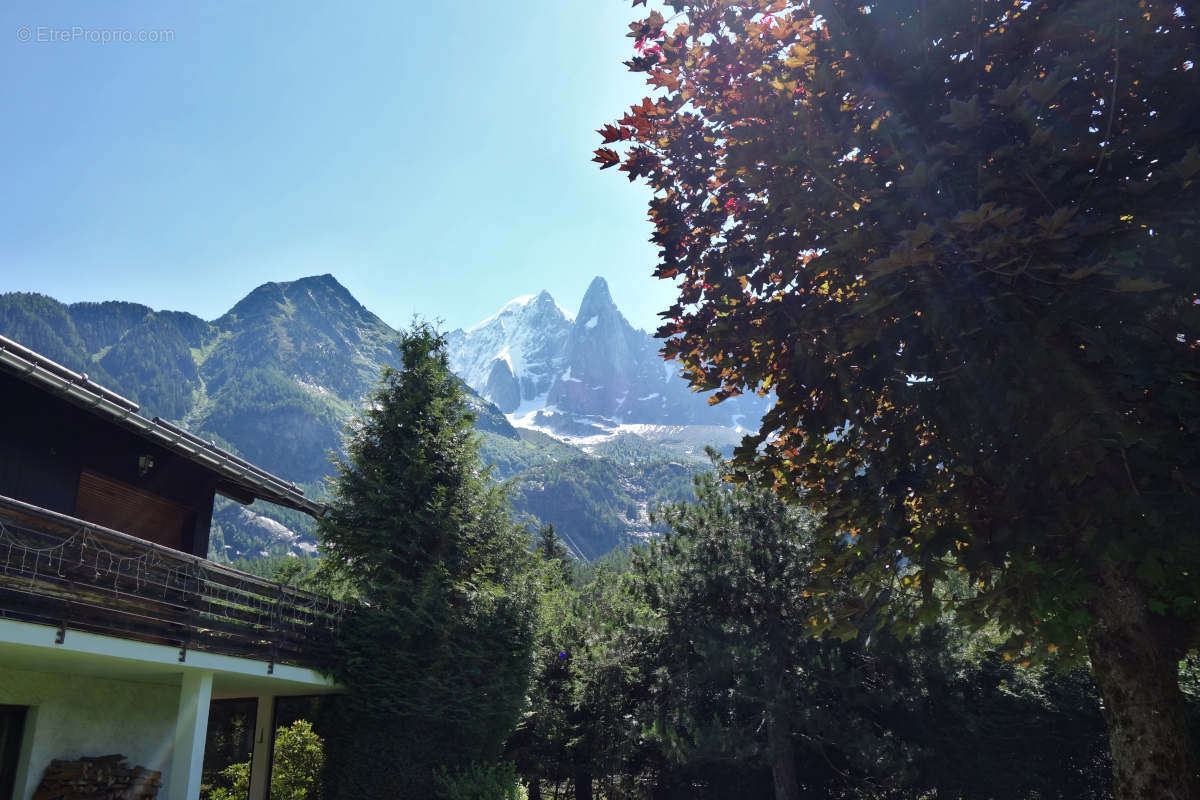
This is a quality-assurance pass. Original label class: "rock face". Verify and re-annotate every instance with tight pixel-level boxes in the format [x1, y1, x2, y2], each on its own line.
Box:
[546, 276, 663, 420]
[447, 276, 766, 430]
[484, 357, 521, 412]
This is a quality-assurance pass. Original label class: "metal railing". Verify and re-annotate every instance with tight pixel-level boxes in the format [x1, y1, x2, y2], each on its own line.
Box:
[0, 494, 343, 670]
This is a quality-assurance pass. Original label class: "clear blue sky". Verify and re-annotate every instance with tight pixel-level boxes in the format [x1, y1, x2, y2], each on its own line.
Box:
[0, 1, 676, 332]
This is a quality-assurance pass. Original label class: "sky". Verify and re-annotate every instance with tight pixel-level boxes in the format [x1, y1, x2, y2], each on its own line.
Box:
[0, 1, 677, 332]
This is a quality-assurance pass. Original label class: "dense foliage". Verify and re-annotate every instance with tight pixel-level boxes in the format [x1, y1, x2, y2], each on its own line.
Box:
[0, 293, 214, 418]
[317, 323, 537, 799]
[516, 466, 1120, 799]
[97, 311, 208, 419]
[0, 293, 119, 382]
[513, 455, 699, 559]
[598, 1, 1200, 795]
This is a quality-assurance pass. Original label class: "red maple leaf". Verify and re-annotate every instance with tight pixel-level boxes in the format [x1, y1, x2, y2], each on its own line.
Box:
[597, 124, 631, 144]
[592, 148, 621, 170]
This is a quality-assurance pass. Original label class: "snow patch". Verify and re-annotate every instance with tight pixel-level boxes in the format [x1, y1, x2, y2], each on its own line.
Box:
[585, 315, 599, 329]
[506, 394, 553, 427]
[510, 418, 744, 455]
[295, 377, 331, 396]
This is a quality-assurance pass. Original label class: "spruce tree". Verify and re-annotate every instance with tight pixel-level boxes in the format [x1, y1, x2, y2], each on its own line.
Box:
[318, 323, 536, 798]
[536, 522, 573, 584]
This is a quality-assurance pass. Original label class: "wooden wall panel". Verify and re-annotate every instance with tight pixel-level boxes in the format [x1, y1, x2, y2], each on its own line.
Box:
[75, 469, 189, 551]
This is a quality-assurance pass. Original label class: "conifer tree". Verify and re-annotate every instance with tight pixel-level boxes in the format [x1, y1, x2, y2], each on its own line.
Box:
[318, 323, 536, 798]
[536, 522, 573, 583]
[641, 458, 824, 800]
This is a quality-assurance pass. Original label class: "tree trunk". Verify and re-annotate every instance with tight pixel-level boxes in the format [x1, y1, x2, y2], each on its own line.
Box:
[1088, 563, 1198, 800]
[573, 771, 593, 800]
[527, 778, 542, 800]
[767, 704, 802, 800]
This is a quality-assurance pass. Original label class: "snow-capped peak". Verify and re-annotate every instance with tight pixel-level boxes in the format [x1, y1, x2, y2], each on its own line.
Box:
[466, 294, 534, 333]
[446, 277, 769, 429]
[446, 289, 575, 413]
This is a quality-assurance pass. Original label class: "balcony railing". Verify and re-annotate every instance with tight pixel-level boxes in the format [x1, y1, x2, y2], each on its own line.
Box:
[0, 494, 344, 670]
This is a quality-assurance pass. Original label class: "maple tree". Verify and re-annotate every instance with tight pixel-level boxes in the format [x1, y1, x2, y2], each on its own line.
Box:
[598, 1, 1200, 797]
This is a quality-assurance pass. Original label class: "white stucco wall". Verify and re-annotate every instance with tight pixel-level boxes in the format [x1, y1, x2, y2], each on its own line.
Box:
[0, 666, 179, 800]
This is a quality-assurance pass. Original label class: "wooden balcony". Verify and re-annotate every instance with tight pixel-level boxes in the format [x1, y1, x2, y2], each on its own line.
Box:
[0, 493, 343, 670]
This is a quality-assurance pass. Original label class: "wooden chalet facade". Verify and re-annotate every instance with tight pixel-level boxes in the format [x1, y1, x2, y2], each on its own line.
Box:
[0, 334, 343, 800]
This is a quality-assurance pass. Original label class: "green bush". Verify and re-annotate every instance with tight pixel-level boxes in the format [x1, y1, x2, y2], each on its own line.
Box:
[433, 761, 523, 800]
[206, 719, 325, 800]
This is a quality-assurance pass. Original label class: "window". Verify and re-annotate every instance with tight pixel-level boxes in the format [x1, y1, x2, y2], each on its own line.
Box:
[202, 698, 257, 800]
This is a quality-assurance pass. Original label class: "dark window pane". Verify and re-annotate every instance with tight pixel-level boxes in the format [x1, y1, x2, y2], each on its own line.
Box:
[201, 698, 257, 800]
[0, 705, 28, 800]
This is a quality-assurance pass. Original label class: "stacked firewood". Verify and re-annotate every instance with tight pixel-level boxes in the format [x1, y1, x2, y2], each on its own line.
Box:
[33, 755, 162, 800]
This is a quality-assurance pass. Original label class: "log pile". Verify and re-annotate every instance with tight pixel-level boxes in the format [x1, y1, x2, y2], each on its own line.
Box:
[33, 755, 162, 800]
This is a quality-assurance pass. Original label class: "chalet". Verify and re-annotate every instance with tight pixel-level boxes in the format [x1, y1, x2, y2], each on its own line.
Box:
[0, 334, 342, 800]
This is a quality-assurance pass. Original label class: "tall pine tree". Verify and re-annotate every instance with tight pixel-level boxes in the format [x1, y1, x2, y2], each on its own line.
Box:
[318, 323, 536, 798]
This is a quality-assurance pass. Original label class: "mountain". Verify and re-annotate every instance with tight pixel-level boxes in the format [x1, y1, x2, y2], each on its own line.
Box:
[445, 290, 574, 414]
[447, 276, 766, 436]
[193, 274, 403, 481]
[1, 275, 719, 561]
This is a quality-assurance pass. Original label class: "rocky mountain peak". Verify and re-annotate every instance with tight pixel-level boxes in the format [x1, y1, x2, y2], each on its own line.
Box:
[576, 276, 618, 324]
[218, 281, 287, 324]
[1, 276, 752, 563]
[445, 289, 574, 414]
[293, 273, 360, 303]
[449, 277, 769, 431]
[218, 274, 364, 327]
